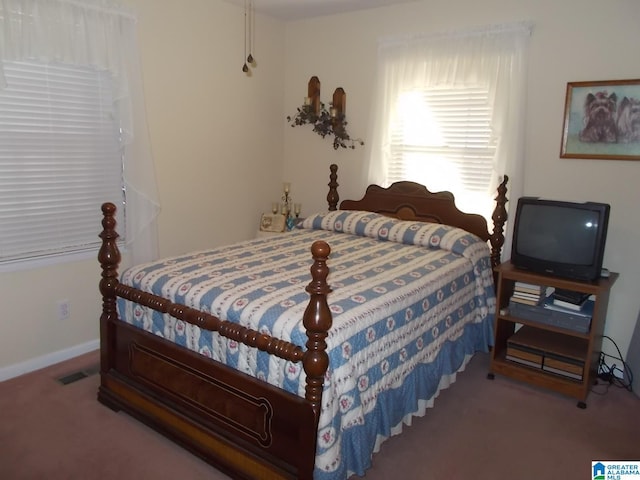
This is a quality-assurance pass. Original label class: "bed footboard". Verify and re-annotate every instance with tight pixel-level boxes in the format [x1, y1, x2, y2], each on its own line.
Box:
[97, 204, 332, 480]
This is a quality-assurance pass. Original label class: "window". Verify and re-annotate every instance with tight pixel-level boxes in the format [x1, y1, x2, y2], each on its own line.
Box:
[0, 0, 160, 267]
[0, 60, 125, 268]
[388, 86, 496, 217]
[369, 23, 531, 235]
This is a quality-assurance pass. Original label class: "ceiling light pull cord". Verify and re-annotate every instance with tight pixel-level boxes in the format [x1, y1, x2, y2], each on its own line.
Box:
[242, 0, 249, 73]
[247, 0, 255, 64]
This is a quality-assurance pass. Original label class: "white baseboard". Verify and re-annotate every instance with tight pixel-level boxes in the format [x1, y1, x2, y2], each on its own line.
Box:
[0, 339, 99, 382]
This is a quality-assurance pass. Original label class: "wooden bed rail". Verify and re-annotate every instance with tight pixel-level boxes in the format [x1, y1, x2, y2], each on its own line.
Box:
[98, 202, 333, 415]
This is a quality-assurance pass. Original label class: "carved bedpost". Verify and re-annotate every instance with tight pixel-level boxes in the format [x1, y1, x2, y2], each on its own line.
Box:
[489, 175, 509, 270]
[327, 164, 339, 211]
[98, 202, 121, 372]
[303, 240, 332, 420]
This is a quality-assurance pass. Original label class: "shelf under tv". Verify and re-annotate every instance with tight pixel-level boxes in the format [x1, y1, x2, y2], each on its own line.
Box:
[488, 262, 618, 409]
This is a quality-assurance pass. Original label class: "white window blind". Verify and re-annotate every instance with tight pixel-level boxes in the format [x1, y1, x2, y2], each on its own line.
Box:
[0, 60, 125, 266]
[388, 87, 496, 193]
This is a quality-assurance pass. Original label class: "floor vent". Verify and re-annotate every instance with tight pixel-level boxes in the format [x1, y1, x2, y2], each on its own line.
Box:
[56, 364, 100, 385]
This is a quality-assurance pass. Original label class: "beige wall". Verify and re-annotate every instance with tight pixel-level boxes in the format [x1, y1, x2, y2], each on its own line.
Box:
[2, 0, 639, 376]
[282, 0, 640, 360]
[132, 0, 286, 256]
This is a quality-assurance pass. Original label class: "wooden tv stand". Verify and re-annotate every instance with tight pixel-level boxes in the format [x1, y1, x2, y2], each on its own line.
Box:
[489, 261, 618, 408]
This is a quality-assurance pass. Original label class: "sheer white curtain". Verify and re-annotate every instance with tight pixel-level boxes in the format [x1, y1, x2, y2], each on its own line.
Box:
[0, 0, 160, 264]
[368, 22, 532, 257]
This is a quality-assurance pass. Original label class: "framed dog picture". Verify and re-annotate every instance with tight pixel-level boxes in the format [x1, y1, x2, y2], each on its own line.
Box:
[560, 79, 640, 160]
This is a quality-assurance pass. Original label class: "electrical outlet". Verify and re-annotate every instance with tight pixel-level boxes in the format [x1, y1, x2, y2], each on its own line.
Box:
[57, 299, 70, 320]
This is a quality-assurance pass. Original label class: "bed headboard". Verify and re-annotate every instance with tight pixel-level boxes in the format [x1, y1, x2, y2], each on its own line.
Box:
[327, 164, 508, 269]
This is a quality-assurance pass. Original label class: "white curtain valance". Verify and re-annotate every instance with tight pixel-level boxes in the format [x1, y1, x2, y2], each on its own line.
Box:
[379, 21, 533, 48]
[1, 0, 133, 92]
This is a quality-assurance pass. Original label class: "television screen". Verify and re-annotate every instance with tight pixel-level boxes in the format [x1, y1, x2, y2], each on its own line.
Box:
[511, 198, 610, 281]
[516, 204, 600, 265]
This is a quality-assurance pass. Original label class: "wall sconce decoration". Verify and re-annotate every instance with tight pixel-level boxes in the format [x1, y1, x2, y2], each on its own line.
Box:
[308, 76, 320, 115]
[286, 76, 364, 150]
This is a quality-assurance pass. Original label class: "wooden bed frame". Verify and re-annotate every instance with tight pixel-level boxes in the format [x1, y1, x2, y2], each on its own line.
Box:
[97, 164, 508, 480]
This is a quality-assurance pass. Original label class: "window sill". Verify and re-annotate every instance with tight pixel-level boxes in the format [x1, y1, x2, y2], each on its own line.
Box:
[0, 246, 123, 273]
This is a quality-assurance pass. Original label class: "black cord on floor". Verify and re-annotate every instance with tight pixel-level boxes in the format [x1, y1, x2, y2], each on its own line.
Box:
[596, 335, 634, 392]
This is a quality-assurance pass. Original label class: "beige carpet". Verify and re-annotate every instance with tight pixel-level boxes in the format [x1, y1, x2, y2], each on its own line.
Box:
[1, 350, 638, 479]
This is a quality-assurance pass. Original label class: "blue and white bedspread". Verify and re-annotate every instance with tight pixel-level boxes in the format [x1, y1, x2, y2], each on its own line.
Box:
[117, 210, 496, 479]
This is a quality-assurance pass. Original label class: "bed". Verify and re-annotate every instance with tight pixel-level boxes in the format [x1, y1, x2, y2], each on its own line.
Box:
[97, 164, 508, 480]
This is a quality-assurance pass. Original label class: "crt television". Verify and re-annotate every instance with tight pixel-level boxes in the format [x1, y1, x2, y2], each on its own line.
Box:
[510, 197, 610, 281]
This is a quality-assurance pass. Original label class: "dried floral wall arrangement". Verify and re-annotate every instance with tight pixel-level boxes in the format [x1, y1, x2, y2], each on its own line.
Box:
[287, 77, 364, 150]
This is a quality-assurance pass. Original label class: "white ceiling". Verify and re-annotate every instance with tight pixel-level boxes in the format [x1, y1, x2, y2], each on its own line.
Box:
[223, 0, 419, 21]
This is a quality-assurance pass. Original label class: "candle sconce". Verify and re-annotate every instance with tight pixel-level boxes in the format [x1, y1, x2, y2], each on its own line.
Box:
[331, 87, 346, 136]
[286, 76, 364, 150]
[308, 76, 320, 116]
[273, 182, 300, 231]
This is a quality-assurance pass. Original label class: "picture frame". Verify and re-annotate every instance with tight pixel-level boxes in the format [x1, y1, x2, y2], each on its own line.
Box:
[560, 79, 640, 160]
[259, 213, 286, 233]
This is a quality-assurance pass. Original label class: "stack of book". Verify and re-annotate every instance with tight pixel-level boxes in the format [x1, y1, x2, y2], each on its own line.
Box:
[551, 288, 591, 311]
[510, 281, 546, 306]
